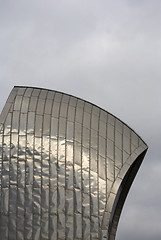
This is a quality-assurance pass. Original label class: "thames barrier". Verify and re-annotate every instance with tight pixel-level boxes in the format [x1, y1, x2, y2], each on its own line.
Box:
[0, 86, 148, 239]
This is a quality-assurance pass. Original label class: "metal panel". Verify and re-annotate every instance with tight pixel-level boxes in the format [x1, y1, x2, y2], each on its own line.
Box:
[0, 86, 148, 240]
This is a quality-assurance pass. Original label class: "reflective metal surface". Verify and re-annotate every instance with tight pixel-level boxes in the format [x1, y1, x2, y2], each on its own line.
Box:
[0, 86, 148, 239]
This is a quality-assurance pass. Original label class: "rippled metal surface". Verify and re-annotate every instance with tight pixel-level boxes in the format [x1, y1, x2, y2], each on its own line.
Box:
[0, 87, 148, 239]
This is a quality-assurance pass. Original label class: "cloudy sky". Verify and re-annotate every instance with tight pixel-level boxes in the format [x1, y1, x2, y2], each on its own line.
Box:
[0, 0, 161, 239]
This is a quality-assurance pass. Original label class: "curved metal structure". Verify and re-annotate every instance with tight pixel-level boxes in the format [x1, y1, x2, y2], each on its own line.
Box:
[0, 86, 148, 239]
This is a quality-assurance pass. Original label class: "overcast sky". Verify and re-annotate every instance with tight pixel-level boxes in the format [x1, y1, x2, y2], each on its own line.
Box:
[0, 1, 161, 239]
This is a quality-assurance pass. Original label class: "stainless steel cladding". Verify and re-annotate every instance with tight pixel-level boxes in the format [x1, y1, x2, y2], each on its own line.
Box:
[0, 87, 148, 239]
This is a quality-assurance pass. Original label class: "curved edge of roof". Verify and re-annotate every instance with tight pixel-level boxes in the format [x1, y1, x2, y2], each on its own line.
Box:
[108, 148, 148, 239]
[12, 85, 148, 148]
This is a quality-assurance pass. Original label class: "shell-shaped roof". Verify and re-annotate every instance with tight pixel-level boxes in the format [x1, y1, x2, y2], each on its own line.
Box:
[0, 86, 148, 239]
